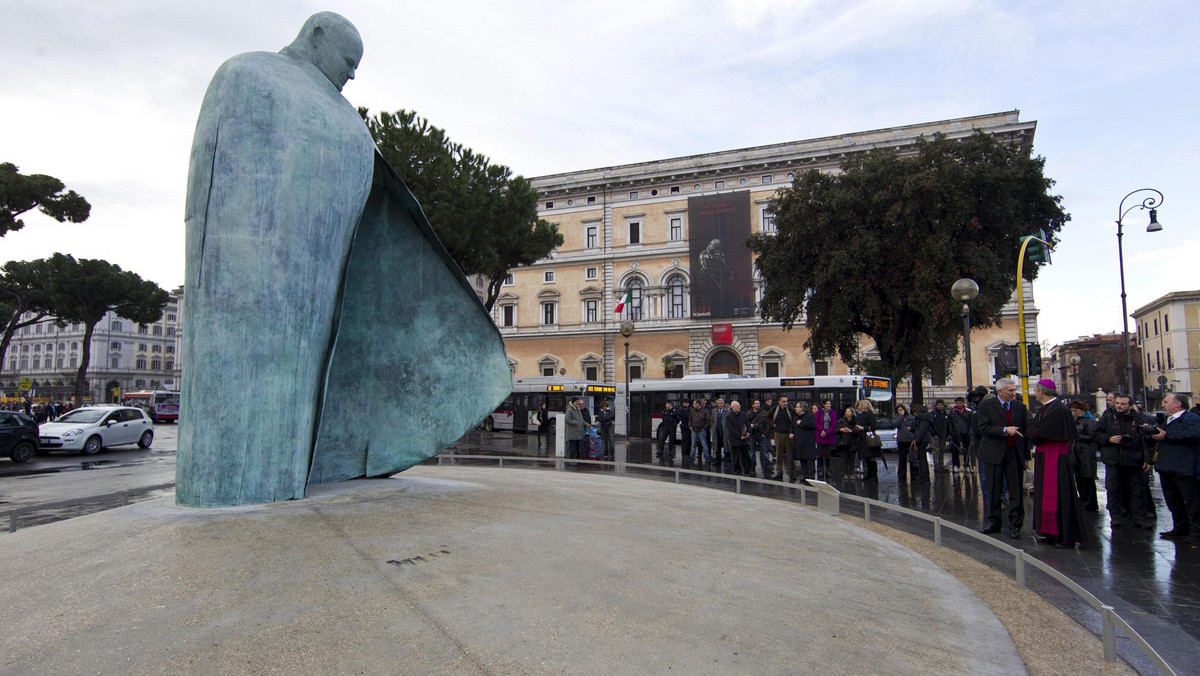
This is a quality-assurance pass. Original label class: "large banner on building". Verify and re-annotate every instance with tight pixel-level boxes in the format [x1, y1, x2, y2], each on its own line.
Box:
[688, 192, 754, 319]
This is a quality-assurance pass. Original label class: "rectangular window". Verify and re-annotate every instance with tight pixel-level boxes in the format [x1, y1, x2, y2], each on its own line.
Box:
[585, 366, 598, 381]
[34, 324, 41, 334]
[670, 186, 680, 194]
[543, 270, 555, 283]
[761, 207, 776, 233]
[153, 325, 163, 335]
[1167, 347, 1173, 369]
[1164, 314, 1169, 332]
[630, 365, 643, 380]
[112, 341, 122, 349]
[542, 366, 555, 377]
[503, 274, 514, 286]
[585, 267, 598, 281]
[629, 191, 638, 200]
[138, 325, 148, 334]
[814, 361, 830, 376]
[1154, 319, 1159, 335]
[1156, 351, 1161, 370]
[138, 343, 147, 351]
[165, 360, 174, 370]
[715, 180, 725, 189]
[628, 221, 641, 245]
[55, 357, 62, 368]
[111, 357, 120, 368]
[136, 358, 146, 369]
[930, 361, 947, 386]
[166, 328, 175, 336]
[8, 360, 14, 371]
[32, 357, 40, 369]
[152, 359, 162, 370]
[167, 314, 176, 322]
[586, 225, 597, 248]
[70, 356, 77, 368]
[669, 217, 682, 241]
[585, 300, 598, 323]
[761, 174, 772, 184]
[587, 196, 596, 204]
[1147, 353, 1152, 372]
[764, 362, 780, 378]
[152, 345, 162, 353]
[165, 346, 175, 354]
[545, 201, 554, 209]
[502, 305, 515, 327]
[542, 302, 556, 326]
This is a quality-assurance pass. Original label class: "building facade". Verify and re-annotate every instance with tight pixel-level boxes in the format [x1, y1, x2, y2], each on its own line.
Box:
[500, 111, 1041, 404]
[1, 287, 183, 402]
[1133, 289, 1200, 407]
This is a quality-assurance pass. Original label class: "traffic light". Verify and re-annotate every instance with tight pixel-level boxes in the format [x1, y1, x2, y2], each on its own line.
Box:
[1021, 235, 1049, 265]
[995, 345, 1019, 375]
[1027, 343, 1042, 376]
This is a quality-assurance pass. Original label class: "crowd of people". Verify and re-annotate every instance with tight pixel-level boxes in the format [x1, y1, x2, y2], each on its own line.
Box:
[643, 380, 1200, 549]
[1, 400, 76, 424]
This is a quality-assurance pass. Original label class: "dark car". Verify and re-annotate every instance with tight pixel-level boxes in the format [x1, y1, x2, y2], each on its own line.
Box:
[0, 410, 40, 463]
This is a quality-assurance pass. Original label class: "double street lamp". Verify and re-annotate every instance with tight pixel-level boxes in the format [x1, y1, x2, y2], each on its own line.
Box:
[1115, 189, 1164, 400]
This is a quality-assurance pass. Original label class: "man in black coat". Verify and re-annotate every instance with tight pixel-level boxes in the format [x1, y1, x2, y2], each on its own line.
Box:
[723, 400, 752, 477]
[1150, 393, 1200, 543]
[976, 377, 1029, 538]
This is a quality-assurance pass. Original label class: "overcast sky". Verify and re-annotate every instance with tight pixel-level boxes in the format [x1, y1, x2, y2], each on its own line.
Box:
[2, 0, 1196, 348]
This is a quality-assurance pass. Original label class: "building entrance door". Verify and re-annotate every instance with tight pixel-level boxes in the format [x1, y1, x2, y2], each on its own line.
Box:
[707, 350, 741, 375]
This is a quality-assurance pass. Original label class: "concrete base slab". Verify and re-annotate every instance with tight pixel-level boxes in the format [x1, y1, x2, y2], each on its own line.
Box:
[0, 466, 1026, 675]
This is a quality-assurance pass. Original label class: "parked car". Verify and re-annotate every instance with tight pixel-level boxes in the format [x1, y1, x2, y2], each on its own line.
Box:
[873, 417, 899, 451]
[38, 405, 154, 456]
[0, 410, 40, 462]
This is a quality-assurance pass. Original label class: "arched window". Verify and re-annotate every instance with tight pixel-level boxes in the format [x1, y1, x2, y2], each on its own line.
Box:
[624, 279, 644, 321]
[666, 275, 687, 319]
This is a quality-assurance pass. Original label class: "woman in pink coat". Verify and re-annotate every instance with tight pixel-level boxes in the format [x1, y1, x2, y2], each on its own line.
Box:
[814, 400, 838, 480]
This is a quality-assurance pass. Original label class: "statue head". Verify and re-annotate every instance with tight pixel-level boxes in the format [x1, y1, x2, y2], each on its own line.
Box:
[282, 12, 363, 92]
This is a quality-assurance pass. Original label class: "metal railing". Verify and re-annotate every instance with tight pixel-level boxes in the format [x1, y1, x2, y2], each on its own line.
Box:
[7, 482, 175, 533]
[434, 454, 1176, 676]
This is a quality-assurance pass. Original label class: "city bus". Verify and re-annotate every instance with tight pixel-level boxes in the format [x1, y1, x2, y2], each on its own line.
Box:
[483, 377, 616, 433]
[616, 374, 893, 438]
[121, 390, 181, 423]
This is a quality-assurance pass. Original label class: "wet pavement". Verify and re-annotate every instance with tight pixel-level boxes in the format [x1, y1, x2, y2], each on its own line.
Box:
[444, 430, 1200, 674]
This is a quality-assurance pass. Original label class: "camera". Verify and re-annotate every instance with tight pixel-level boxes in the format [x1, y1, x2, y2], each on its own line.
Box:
[1138, 423, 1161, 438]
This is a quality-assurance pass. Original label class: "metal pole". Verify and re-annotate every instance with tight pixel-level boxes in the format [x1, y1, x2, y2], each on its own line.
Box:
[962, 302, 973, 392]
[624, 339, 630, 432]
[1117, 220, 1134, 398]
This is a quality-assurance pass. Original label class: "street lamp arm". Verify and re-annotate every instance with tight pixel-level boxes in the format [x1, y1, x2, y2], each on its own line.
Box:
[1117, 188, 1164, 225]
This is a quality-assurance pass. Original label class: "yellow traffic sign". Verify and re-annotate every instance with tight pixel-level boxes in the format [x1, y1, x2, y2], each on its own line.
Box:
[18, 378, 32, 392]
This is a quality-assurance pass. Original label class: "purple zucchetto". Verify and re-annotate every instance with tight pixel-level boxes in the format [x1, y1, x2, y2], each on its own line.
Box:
[1037, 379, 1057, 391]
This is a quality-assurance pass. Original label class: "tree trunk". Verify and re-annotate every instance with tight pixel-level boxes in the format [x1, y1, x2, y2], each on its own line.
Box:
[909, 360, 925, 407]
[72, 321, 97, 405]
[483, 275, 505, 313]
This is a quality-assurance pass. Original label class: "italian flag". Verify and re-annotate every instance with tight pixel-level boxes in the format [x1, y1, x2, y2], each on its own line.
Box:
[614, 289, 631, 314]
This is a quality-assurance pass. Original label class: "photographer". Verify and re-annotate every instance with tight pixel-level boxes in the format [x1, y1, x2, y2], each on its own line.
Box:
[1098, 393, 1155, 529]
[1150, 393, 1200, 542]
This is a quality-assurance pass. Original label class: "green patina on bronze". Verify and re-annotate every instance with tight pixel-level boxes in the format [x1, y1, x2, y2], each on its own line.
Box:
[178, 12, 510, 506]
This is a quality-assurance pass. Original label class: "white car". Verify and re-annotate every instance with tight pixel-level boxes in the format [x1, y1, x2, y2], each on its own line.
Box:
[38, 405, 154, 456]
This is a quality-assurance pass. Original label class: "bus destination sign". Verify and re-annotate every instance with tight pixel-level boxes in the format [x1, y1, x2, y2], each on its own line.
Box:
[586, 385, 616, 394]
[862, 378, 890, 390]
[546, 385, 565, 392]
[779, 378, 814, 387]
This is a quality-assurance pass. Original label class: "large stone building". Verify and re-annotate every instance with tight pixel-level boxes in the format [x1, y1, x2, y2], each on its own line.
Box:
[1, 287, 183, 402]
[499, 111, 1041, 403]
[1133, 289, 1200, 407]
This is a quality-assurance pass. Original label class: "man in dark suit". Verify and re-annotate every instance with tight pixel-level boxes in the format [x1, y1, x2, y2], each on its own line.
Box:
[976, 377, 1029, 538]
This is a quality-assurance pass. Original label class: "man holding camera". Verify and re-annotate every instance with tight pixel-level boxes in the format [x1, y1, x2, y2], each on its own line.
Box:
[1097, 393, 1155, 529]
[1150, 393, 1200, 543]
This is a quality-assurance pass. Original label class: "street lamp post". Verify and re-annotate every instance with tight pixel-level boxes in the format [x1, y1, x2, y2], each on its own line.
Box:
[1067, 354, 1081, 395]
[1116, 189, 1164, 399]
[951, 278, 980, 392]
[619, 322, 635, 434]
